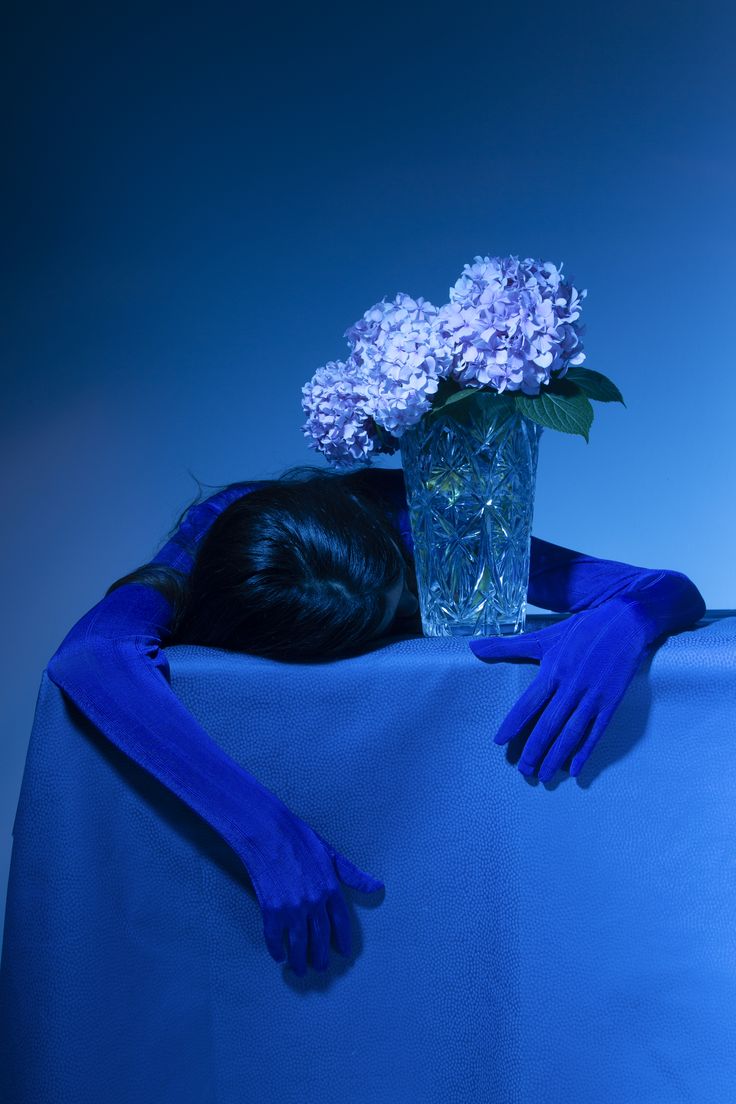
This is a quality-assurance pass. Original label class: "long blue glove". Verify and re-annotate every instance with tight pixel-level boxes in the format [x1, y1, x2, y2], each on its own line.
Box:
[468, 551, 706, 781]
[46, 482, 384, 977]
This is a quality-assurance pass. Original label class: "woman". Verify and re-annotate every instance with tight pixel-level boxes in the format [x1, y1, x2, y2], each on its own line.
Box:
[46, 463, 706, 977]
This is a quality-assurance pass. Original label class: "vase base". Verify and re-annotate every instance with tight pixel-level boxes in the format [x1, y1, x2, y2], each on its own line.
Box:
[421, 614, 527, 638]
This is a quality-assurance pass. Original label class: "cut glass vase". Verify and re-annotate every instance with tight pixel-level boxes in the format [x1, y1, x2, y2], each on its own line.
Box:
[398, 390, 544, 637]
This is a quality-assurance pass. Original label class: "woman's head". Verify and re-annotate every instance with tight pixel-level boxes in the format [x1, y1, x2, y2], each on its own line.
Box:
[168, 465, 419, 662]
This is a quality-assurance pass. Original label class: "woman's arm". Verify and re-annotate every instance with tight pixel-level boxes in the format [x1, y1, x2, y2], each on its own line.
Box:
[45, 480, 383, 975]
[527, 533, 706, 637]
[45, 479, 272, 861]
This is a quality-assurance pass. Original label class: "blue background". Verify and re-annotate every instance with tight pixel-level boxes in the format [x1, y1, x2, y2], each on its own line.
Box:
[2, 0, 734, 927]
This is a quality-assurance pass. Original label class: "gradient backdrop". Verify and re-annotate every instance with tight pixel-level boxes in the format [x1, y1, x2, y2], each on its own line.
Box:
[2, 0, 734, 930]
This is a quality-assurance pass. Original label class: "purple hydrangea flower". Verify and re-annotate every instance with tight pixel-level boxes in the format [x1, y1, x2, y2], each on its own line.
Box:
[302, 293, 445, 466]
[432, 255, 587, 395]
[300, 356, 393, 469]
[301, 257, 589, 466]
[346, 292, 441, 437]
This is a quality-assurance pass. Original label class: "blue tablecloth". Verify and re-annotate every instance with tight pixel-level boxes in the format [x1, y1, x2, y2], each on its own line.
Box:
[2, 614, 735, 1104]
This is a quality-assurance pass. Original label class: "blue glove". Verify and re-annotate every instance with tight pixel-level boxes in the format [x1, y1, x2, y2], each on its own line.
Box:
[210, 785, 385, 977]
[46, 481, 384, 977]
[468, 569, 706, 780]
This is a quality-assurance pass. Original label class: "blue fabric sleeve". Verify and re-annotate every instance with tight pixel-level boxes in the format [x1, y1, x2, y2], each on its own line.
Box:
[525, 535, 706, 641]
[45, 480, 270, 861]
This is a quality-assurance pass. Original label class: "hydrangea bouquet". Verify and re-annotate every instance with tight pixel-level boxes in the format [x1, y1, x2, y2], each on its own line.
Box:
[302, 255, 625, 469]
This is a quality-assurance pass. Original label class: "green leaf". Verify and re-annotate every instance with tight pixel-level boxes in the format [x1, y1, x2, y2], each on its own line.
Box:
[554, 366, 627, 408]
[516, 379, 594, 443]
[426, 385, 516, 428]
[431, 377, 464, 405]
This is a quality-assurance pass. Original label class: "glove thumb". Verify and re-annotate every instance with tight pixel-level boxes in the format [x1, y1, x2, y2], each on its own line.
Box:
[332, 850, 385, 894]
[311, 826, 385, 894]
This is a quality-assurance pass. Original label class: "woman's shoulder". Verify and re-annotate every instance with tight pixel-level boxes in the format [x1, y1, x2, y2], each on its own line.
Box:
[194, 480, 265, 518]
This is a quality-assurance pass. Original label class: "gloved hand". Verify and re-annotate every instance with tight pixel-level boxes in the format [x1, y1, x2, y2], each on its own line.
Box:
[229, 784, 385, 976]
[468, 570, 704, 780]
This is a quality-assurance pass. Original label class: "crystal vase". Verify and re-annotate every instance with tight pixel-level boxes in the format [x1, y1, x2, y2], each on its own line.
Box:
[398, 390, 544, 637]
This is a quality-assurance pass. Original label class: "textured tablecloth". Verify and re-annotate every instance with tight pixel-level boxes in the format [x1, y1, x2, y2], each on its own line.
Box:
[1, 613, 735, 1104]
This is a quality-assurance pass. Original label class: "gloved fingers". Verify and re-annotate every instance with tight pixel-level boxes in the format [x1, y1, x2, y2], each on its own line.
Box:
[286, 912, 309, 977]
[308, 901, 332, 972]
[570, 704, 617, 776]
[262, 907, 288, 964]
[326, 889, 353, 958]
[493, 675, 555, 747]
[537, 699, 596, 782]
[517, 691, 581, 776]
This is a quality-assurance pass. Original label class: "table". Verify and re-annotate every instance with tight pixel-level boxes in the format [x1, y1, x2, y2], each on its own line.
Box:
[2, 613, 735, 1103]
